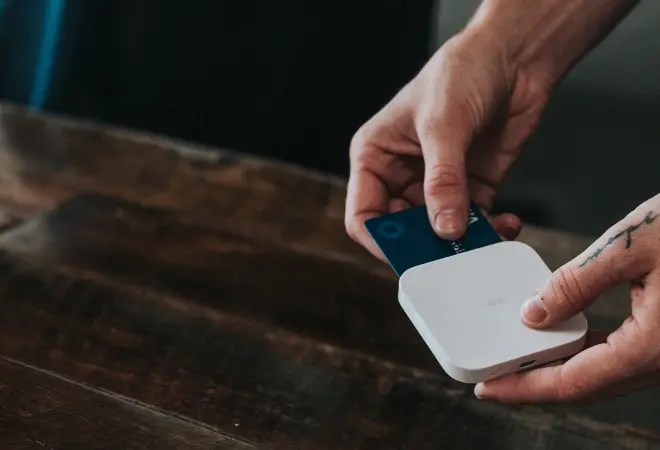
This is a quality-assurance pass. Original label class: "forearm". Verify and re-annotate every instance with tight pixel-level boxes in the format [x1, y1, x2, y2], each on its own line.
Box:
[467, 0, 639, 85]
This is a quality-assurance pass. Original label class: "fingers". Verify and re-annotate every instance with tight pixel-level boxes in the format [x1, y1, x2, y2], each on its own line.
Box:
[344, 165, 390, 262]
[345, 95, 421, 261]
[389, 198, 411, 213]
[521, 209, 660, 328]
[417, 106, 474, 240]
[474, 327, 651, 403]
[489, 213, 522, 241]
[483, 202, 660, 405]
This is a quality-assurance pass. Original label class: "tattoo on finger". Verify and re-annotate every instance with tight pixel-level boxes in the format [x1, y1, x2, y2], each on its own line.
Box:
[579, 211, 659, 267]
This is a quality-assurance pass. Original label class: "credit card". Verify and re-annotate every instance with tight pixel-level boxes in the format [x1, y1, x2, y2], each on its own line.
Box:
[364, 202, 500, 277]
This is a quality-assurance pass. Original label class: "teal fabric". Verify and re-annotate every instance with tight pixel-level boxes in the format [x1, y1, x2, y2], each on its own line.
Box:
[0, 0, 66, 109]
[29, 0, 66, 108]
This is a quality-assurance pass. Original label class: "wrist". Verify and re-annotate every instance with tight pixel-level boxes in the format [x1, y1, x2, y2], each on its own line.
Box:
[465, 0, 639, 87]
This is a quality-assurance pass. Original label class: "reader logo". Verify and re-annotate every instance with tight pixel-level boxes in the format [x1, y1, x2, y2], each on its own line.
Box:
[482, 297, 507, 309]
[376, 220, 404, 239]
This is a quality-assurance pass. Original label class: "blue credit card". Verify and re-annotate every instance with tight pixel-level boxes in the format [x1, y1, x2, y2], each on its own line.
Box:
[364, 202, 501, 277]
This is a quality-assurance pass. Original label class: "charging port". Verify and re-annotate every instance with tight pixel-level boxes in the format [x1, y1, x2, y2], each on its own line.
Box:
[519, 360, 536, 369]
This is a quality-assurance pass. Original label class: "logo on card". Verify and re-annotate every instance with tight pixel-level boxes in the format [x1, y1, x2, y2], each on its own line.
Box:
[376, 220, 405, 239]
[468, 208, 479, 225]
[448, 239, 466, 254]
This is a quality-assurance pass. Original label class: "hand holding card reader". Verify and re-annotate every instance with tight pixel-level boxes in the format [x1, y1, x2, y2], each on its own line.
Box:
[365, 204, 587, 384]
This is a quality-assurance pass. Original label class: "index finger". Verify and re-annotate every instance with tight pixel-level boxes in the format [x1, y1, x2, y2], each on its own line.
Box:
[345, 164, 390, 262]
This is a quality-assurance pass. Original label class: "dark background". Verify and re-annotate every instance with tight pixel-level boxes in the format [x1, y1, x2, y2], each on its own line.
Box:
[2, 0, 660, 237]
[1, 0, 433, 175]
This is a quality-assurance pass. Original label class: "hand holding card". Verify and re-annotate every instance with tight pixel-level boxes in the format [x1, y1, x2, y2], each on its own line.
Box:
[364, 202, 501, 277]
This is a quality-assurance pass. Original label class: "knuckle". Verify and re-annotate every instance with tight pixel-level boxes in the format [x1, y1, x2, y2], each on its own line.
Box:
[349, 123, 377, 162]
[345, 215, 366, 244]
[425, 164, 464, 196]
[344, 216, 360, 241]
[350, 126, 368, 151]
[610, 320, 657, 369]
[550, 365, 591, 402]
[417, 115, 455, 145]
[556, 376, 589, 403]
[547, 266, 588, 316]
[349, 128, 369, 162]
[415, 87, 474, 139]
[417, 115, 439, 138]
[607, 324, 628, 350]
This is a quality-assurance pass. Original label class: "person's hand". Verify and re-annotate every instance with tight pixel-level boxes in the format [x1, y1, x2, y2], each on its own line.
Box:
[344, 0, 640, 261]
[475, 193, 660, 404]
[344, 26, 551, 259]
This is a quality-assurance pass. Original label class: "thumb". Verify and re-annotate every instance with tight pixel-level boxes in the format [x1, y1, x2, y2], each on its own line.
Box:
[418, 112, 474, 240]
[521, 210, 660, 328]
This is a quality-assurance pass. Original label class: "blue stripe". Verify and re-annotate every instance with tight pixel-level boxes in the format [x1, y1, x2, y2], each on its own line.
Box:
[29, 0, 66, 110]
[0, 0, 10, 25]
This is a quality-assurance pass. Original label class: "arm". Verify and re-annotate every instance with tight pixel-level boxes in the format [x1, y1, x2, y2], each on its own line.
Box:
[468, 0, 640, 87]
[345, 0, 639, 250]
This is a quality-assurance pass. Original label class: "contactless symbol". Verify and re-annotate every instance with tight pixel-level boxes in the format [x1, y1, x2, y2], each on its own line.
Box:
[482, 297, 507, 309]
[377, 220, 404, 239]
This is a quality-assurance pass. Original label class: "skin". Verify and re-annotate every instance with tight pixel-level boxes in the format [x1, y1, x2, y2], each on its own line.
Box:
[345, 0, 646, 404]
[477, 194, 660, 403]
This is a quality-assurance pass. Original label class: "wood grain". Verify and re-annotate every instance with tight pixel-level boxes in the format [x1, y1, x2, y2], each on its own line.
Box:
[0, 102, 658, 448]
[0, 196, 656, 449]
[0, 357, 256, 449]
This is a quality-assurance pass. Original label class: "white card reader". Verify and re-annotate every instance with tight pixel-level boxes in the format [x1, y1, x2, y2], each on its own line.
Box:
[398, 240, 588, 384]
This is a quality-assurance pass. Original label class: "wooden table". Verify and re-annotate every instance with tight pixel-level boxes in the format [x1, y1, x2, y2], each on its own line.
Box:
[0, 102, 658, 449]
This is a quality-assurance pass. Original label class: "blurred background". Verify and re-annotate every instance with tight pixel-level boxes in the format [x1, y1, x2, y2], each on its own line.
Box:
[1, 0, 659, 237]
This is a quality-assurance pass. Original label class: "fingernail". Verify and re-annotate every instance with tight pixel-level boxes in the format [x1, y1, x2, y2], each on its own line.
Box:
[521, 294, 547, 325]
[474, 383, 485, 398]
[434, 209, 460, 233]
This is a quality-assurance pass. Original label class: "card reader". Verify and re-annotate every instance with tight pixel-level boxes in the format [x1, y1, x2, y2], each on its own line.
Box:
[398, 240, 587, 383]
[364, 205, 588, 384]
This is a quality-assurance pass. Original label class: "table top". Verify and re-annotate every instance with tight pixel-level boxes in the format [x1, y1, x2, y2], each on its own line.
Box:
[0, 102, 658, 449]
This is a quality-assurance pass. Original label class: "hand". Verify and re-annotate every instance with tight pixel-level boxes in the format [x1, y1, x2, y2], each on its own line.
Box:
[344, 0, 639, 261]
[475, 194, 660, 404]
[344, 26, 550, 259]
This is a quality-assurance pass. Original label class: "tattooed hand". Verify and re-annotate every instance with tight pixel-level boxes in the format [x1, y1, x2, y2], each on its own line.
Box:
[475, 194, 660, 403]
